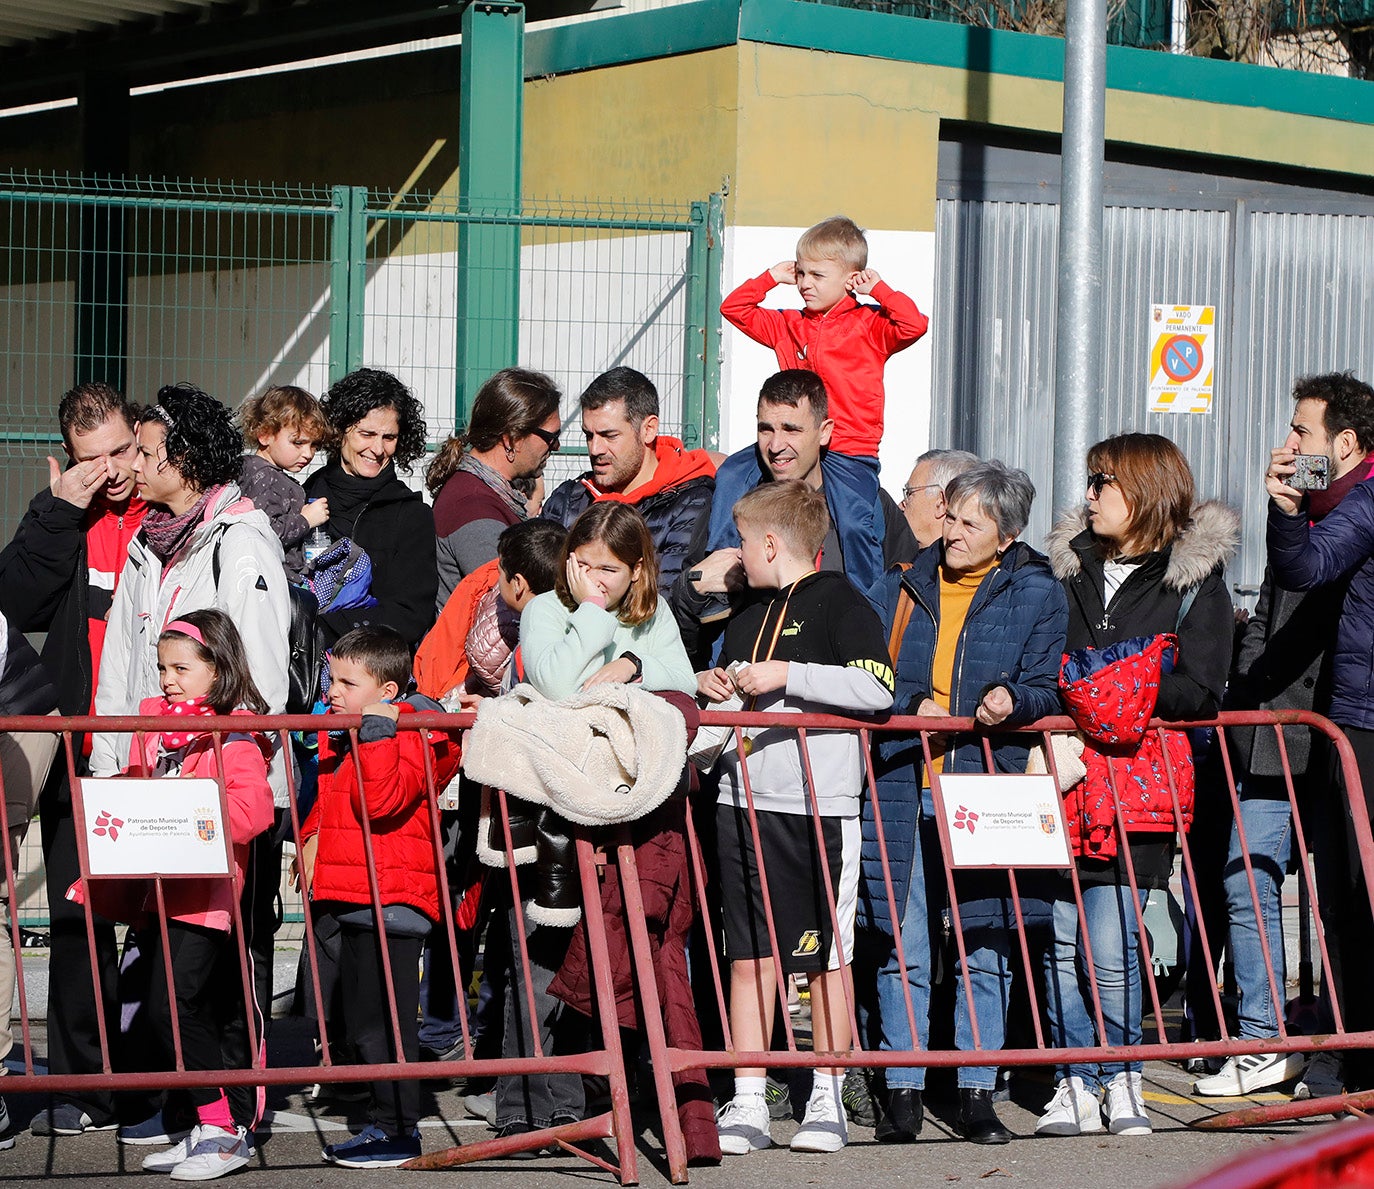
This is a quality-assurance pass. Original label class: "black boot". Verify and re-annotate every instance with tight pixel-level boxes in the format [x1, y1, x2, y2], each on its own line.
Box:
[874, 1087, 923, 1143]
[954, 1088, 1013, 1144]
[530, 809, 581, 926]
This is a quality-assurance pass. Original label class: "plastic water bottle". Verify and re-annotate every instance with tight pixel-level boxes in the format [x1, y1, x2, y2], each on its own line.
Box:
[303, 526, 329, 569]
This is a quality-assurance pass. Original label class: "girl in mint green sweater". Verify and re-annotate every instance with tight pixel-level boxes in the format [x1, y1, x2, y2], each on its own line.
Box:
[519, 503, 696, 700]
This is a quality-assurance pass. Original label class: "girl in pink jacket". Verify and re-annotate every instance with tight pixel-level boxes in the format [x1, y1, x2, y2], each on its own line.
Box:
[123, 609, 275, 1181]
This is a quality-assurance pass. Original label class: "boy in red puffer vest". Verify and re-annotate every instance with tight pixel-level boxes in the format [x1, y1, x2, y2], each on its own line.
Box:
[300, 626, 459, 1170]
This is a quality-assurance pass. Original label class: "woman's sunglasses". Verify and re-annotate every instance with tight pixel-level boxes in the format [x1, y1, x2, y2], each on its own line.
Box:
[1086, 471, 1116, 499]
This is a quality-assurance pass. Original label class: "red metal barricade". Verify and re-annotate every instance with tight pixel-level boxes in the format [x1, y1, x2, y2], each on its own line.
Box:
[619, 708, 1374, 1182]
[0, 706, 1370, 1186]
[0, 711, 643, 1182]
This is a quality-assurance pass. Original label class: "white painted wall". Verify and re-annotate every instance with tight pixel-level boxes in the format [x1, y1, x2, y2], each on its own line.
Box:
[719, 223, 937, 494]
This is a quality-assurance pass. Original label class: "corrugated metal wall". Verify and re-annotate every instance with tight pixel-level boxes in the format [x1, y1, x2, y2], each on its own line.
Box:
[932, 139, 1374, 597]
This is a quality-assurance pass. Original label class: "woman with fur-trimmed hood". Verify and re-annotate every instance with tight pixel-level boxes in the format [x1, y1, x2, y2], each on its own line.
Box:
[1037, 433, 1238, 1142]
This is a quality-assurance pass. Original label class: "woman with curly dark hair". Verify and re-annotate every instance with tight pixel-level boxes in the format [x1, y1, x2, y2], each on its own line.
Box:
[91, 383, 290, 785]
[86, 383, 291, 1153]
[303, 367, 437, 648]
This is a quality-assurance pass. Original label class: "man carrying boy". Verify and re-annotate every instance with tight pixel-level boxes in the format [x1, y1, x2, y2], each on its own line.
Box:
[302, 626, 460, 1169]
[721, 216, 928, 596]
[673, 370, 916, 657]
[699, 481, 895, 1155]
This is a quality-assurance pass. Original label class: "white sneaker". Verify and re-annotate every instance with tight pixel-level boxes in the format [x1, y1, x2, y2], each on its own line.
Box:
[169, 1125, 251, 1181]
[1103, 1071, 1151, 1135]
[1194, 1052, 1304, 1097]
[1035, 1076, 1103, 1136]
[715, 1095, 772, 1156]
[790, 1083, 848, 1153]
[144, 1127, 203, 1174]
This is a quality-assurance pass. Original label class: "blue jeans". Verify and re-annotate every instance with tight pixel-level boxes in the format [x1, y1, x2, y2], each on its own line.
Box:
[953, 919, 1016, 1090]
[1223, 792, 1292, 1039]
[868, 805, 941, 1091]
[821, 453, 885, 600]
[1044, 883, 1148, 1089]
[951, 886, 1051, 1090]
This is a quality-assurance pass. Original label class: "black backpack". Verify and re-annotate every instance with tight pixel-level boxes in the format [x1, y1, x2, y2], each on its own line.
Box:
[213, 540, 322, 715]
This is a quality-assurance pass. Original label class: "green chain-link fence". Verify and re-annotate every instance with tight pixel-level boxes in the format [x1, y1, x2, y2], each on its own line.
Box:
[0, 172, 724, 930]
[1, 172, 724, 545]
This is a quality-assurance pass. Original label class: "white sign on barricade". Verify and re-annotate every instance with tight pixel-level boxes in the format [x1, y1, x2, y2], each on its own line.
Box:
[933, 773, 1073, 869]
[76, 778, 230, 877]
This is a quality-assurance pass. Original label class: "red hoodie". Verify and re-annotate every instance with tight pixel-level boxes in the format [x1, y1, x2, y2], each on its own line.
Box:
[574, 435, 716, 504]
[721, 270, 928, 457]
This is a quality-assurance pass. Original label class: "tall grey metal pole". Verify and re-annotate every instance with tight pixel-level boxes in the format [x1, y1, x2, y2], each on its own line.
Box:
[1052, 0, 1107, 518]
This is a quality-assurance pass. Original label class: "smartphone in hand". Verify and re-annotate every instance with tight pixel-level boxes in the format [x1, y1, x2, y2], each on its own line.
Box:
[1289, 453, 1330, 491]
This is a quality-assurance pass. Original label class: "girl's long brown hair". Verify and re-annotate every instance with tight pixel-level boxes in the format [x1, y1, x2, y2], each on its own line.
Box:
[158, 608, 269, 715]
[554, 502, 659, 626]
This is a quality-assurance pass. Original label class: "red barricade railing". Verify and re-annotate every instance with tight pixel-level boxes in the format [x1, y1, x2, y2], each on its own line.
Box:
[0, 711, 640, 1180]
[0, 707, 1367, 1185]
[634, 708, 1374, 1180]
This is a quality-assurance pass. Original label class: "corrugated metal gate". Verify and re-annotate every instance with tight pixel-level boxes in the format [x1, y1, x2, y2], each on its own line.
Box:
[931, 138, 1374, 596]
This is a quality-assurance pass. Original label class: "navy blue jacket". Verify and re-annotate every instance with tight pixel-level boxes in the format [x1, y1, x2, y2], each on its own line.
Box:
[1267, 484, 1374, 731]
[857, 541, 1068, 935]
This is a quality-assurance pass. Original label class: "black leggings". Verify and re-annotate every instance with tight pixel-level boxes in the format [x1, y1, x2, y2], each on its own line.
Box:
[147, 920, 256, 1126]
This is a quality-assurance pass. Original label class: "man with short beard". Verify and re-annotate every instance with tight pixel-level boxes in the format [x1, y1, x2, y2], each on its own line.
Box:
[541, 367, 716, 634]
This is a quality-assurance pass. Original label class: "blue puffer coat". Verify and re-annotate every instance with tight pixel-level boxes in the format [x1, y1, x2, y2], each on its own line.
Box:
[1267, 485, 1374, 731]
[857, 541, 1069, 935]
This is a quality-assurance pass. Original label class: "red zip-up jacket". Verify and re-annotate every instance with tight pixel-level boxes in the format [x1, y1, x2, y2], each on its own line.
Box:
[720, 270, 929, 457]
[301, 704, 461, 921]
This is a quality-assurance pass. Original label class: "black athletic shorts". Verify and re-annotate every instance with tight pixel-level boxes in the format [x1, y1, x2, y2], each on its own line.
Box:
[716, 803, 859, 976]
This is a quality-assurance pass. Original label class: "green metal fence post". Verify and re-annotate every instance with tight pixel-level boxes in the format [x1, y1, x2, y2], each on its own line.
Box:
[328, 184, 369, 384]
[346, 184, 368, 375]
[456, 1, 524, 430]
[703, 191, 725, 452]
[681, 200, 708, 451]
[328, 185, 353, 384]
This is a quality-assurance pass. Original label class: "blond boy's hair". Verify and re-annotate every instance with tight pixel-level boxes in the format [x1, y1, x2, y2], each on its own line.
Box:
[796, 215, 868, 271]
[733, 480, 830, 562]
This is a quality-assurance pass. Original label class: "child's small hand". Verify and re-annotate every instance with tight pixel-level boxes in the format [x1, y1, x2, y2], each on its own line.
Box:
[697, 667, 735, 703]
[769, 260, 798, 286]
[303, 497, 330, 528]
[363, 701, 400, 721]
[733, 660, 788, 697]
[849, 268, 882, 295]
[565, 552, 602, 606]
[583, 657, 638, 689]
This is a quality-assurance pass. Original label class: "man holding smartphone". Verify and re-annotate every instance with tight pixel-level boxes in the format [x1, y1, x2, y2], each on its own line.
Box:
[1259, 372, 1374, 1100]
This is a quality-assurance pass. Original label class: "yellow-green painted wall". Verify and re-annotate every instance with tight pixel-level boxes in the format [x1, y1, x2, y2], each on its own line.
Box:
[520, 39, 1374, 234]
[523, 47, 739, 204]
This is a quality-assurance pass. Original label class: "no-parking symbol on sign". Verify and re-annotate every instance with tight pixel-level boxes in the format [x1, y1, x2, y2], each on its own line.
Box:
[1148, 304, 1215, 414]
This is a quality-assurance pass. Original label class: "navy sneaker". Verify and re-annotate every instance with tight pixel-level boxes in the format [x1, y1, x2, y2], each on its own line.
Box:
[30, 1103, 118, 1136]
[0, 1097, 14, 1151]
[118, 1109, 194, 1146]
[322, 1124, 421, 1169]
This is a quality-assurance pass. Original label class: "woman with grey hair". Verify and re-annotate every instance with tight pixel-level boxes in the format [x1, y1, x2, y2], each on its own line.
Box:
[856, 459, 1069, 1146]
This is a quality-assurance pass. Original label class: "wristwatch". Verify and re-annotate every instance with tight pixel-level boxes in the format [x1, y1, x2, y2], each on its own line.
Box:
[619, 651, 643, 682]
